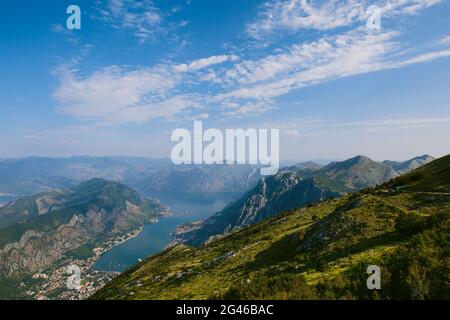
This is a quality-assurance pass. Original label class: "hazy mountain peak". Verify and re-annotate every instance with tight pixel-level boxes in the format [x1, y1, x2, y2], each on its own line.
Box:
[345, 155, 373, 164]
[315, 155, 399, 190]
[383, 154, 436, 174]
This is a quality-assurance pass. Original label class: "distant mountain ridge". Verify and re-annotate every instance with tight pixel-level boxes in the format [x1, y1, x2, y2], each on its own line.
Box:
[136, 165, 261, 194]
[0, 156, 172, 195]
[0, 156, 260, 198]
[178, 155, 432, 246]
[0, 155, 433, 199]
[383, 154, 435, 174]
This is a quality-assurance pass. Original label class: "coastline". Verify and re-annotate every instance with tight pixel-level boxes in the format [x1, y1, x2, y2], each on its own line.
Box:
[92, 215, 167, 266]
[27, 213, 172, 300]
[27, 224, 149, 300]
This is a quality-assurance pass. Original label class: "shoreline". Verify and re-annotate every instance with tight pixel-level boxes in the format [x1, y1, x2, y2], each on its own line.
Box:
[90, 214, 171, 272]
[27, 220, 161, 300]
[90, 225, 145, 272]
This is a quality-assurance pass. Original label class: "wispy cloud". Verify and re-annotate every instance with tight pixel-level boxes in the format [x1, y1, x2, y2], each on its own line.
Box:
[246, 0, 443, 39]
[262, 116, 450, 136]
[335, 116, 450, 132]
[94, 0, 163, 42]
[246, 0, 365, 38]
[54, 29, 450, 123]
[53, 0, 450, 123]
[215, 28, 450, 115]
[174, 55, 239, 72]
[436, 35, 450, 45]
[53, 65, 204, 124]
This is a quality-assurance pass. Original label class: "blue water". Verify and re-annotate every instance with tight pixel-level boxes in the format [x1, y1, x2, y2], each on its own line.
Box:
[92, 216, 188, 272]
[0, 195, 18, 205]
[93, 192, 242, 272]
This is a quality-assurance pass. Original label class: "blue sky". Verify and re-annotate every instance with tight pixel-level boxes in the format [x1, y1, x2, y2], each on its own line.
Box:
[0, 0, 449, 161]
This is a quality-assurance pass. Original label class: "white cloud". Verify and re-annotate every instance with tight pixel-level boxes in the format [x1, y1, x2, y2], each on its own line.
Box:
[53, 52, 243, 124]
[53, 65, 203, 124]
[51, 24, 66, 34]
[225, 38, 342, 84]
[246, 0, 443, 39]
[95, 0, 163, 42]
[395, 49, 450, 66]
[396, 0, 442, 15]
[174, 55, 239, 72]
[54, 1, 449, 122]
[220, 30, 400, 100]
[55, 29, 450, 123]
[217, 29, 450, 108]
[246, 0, 365, 38]
[436, 35, 450, 45]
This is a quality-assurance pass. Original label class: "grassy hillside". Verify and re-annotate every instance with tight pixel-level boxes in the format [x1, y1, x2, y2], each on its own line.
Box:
[92, 155, 450, 300]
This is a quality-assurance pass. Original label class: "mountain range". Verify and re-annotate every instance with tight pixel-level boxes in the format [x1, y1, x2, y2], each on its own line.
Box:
[0, 155, 432, 200]
[177, 155, 435, 246]
[136, 165, 260, 194]
[92, 154, 449, 300]
[0, 153, 438, 299]
[0, 157, 261, 206]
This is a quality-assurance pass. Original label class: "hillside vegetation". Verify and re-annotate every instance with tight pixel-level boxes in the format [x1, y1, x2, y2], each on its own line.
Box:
[92, 155, 450, 300]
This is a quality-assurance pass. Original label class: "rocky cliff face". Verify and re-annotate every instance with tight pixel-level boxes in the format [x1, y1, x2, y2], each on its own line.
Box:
[0, 179, 166, 277]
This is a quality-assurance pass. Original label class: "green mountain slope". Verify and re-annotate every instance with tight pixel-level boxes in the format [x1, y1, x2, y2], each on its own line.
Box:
[92, 155, 450, 300]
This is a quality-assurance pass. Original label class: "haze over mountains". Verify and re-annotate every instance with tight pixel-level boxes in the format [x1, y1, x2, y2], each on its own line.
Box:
[136, 165, 260, 194]
[0, 155, 434, 198]
[0, 157, 261, 199]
